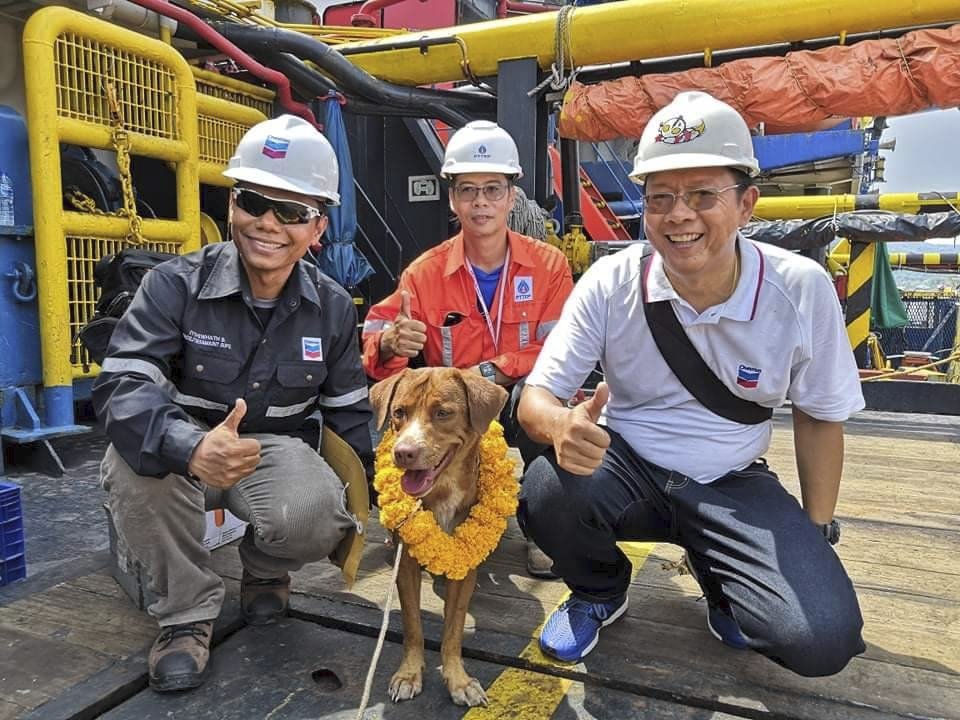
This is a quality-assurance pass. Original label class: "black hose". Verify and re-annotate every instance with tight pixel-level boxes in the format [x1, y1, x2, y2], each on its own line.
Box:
[264, 52, 475, 122]
[210, 23, 490, 126]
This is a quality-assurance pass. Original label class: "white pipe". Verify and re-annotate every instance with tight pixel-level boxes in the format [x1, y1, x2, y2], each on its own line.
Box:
[86, 0, 176, 34]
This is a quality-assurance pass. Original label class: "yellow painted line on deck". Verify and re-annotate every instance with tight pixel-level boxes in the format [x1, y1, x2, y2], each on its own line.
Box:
[464, 542, 655, 720]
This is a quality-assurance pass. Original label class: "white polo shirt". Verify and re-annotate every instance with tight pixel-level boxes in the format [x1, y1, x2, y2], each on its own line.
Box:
[527, 237, 865, 483]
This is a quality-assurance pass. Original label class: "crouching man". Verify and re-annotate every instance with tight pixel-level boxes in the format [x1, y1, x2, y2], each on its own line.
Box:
[518, 92, 865, 676]
[93, 115, 373, 692]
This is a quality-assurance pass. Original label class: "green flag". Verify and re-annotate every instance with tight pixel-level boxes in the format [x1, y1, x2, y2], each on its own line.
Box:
[871, 242, 908, 330]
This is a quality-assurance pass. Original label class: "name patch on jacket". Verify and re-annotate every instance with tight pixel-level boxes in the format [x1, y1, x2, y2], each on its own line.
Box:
[183, 329, 232, 350]
[736, 364, 761, 389]
[514, 276, 533, 302]
[302, 337, 323, 361]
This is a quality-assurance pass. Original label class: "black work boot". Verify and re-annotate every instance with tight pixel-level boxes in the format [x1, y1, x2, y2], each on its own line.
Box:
[148, 621, 214, 692]
[241, 571, 290, 625]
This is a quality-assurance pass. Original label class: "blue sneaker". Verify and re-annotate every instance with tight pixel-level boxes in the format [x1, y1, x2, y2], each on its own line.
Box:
[684, 552, 749, 650]
[539, 595, 628, 662]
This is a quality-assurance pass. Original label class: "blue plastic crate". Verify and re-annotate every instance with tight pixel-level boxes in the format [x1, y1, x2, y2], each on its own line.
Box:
[0, 480, 22, 523]
[1, 517, 24, 561]
[0, 553, 26, 586]
[0, 481, 25, 587]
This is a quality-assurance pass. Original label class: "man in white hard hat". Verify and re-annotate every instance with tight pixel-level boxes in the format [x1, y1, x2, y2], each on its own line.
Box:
[360, 120, 574, 577]
[517, 92, 866, 675]
[93, 115, 373, 692]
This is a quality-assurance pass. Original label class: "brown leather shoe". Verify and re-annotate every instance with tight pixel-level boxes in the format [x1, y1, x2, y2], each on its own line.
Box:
[148, 621, 213, 693]
[241, 571, 291, 625]
[526, 539, 558, 579]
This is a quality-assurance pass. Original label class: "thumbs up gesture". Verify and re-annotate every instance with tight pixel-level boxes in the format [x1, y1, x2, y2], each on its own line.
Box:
[552, 382, 611, 476]
[380, 290, 428, 360]
[187, 399, 262, 489]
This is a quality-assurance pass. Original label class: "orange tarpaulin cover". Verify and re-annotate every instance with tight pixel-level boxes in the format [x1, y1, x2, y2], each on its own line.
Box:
[559, 25, 960, 141]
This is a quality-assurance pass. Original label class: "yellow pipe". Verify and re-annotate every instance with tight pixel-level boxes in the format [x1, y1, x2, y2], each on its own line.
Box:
[58, 118, 191, 162]
[335, 0, 960, 86]
[754, 192, 960, 220]
[62, 215, 194, 243]
[833, 252, 960, 266]
[196, 94, 268, 126]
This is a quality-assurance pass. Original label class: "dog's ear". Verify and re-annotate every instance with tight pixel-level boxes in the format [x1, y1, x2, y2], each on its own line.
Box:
[370, 370, 407, 430]
[460, 372, 509, 434]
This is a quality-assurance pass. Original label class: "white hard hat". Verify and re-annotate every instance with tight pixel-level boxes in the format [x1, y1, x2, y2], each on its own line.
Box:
[223, 114, 341, 205]
[441, 120, 523, 179]
[630, 91, 760, 183]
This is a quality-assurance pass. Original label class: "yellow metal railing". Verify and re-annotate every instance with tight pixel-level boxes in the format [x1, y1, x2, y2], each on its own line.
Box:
[24, 7, 201, 382]
[192, 68, 272, 186]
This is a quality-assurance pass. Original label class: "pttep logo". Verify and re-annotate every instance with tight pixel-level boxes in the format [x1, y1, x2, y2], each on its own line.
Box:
[262, 135, 290, 159]
[736, 364, 761, 389]
[514, 276, 533, 302]
[302, 337, 323, 361]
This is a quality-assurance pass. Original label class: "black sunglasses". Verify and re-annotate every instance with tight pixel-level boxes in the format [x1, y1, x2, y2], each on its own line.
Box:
[232, 188, 325, 225]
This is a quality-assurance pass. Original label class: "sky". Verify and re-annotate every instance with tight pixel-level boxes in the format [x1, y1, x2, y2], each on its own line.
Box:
[879, 111, 960, 195]
[879, 109, 960, 247]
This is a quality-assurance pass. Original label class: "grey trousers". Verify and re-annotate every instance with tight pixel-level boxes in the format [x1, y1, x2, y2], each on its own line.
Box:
[102, 433, 355, 627]
[518, 429, 865, 677]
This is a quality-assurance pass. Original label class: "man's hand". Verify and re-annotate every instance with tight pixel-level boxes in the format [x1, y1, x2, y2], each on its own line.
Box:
[379, 290, 427, 360]
[551, 383, 611, 476]
[187, 399, 262, 489]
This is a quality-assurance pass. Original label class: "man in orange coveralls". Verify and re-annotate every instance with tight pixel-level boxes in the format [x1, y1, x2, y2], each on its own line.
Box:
[361, 120, 574, 577]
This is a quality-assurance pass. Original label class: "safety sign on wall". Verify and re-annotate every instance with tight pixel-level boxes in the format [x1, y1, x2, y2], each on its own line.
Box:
[408, 175, 440, 202]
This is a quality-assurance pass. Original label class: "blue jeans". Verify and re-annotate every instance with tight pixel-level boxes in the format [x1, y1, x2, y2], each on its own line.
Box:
[517, 429, 865, 677]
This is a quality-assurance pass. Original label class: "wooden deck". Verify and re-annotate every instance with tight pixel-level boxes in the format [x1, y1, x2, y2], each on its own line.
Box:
[0, 411, 957, 719]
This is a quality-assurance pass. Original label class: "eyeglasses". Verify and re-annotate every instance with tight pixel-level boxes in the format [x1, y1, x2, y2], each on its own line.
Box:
[452, 183, 510, 202]
[643, 183, 744, 215]
[232, 188, 325, 225]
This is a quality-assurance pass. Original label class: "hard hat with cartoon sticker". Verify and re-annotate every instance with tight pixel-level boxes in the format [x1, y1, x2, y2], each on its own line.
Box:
[630, 91, 760, 183]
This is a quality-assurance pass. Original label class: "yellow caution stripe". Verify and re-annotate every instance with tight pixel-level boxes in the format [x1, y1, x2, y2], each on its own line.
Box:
[465, 542, 655, 720]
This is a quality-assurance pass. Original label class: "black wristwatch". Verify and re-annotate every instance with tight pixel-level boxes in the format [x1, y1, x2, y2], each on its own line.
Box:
[819, 519, 841, 545]
[478, 361, 497, 381]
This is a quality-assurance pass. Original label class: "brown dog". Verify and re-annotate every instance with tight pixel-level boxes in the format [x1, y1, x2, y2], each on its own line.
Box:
[370, 367, 509, 707]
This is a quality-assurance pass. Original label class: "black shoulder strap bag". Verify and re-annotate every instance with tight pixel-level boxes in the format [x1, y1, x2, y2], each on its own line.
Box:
[640, 254, 772, 425]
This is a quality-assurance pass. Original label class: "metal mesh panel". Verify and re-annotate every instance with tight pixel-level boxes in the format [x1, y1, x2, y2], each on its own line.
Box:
[198, 115, 251, 166]
[54, 33, 178, 138]
[66, 236, 183, 372]
[875, 292, 959, 361]
[195, 78, 273, 116]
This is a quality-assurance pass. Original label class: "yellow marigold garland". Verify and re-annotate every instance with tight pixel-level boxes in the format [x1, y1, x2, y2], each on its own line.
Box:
[374, 420, 519, 580]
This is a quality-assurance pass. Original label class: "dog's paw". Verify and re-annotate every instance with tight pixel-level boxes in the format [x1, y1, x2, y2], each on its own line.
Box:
[388, 670, 423, 703]
[448, 676, 488, 707]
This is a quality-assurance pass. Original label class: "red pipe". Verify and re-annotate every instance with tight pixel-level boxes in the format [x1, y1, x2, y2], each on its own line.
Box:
[351, 0, 410, 28]
[498, 0, 554, 17]
[128, 0, 319, 127]
[508, 1, 555, 13]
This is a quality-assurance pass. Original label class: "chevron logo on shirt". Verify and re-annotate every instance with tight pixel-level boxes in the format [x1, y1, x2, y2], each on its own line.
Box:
[736, 364, 761, 389]
[302, 337, 323, 361]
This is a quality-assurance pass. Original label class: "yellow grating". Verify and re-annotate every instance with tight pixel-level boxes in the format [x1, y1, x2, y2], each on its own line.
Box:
[67, 236, 183, 370]
[54, 33, 178, 139]
[199, 115, 257, 165]
[195, 79, 273, 117]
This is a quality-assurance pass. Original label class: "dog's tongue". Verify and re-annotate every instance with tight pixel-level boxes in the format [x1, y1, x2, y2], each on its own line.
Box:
[401, 468, 435, 496]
